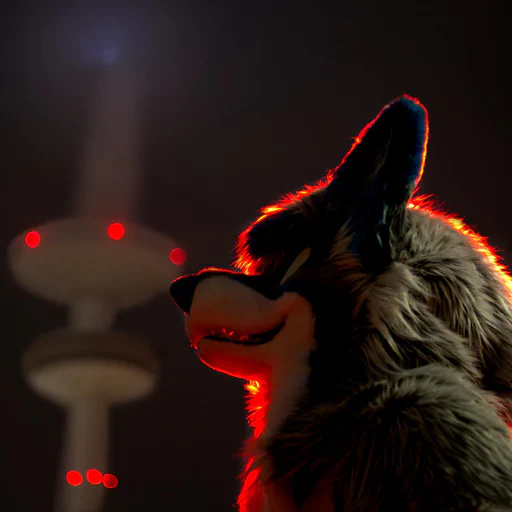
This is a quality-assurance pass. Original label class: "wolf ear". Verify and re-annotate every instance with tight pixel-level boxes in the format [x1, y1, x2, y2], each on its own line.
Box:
[325, 95, 429, 271]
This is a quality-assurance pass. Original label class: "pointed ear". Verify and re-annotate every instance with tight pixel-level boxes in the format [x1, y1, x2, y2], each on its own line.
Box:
[326, 95, 429, 271]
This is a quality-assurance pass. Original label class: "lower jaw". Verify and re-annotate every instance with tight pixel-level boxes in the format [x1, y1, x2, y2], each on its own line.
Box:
[194, 322, 285, 350]
[195, 338, 273, 381]
[197, 336, 267, 348]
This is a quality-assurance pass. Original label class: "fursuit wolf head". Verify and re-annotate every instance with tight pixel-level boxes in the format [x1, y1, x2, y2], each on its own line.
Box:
[170, 96, 512, 511]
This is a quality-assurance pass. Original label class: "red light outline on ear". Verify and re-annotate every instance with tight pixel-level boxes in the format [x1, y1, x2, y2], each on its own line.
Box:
[234, 96, 429, 276]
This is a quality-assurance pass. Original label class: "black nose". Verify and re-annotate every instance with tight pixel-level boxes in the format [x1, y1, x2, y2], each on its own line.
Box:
[170, 275, 201, 314]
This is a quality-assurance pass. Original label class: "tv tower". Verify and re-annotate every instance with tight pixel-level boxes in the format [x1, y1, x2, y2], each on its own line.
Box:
[7, 53, 183, 512]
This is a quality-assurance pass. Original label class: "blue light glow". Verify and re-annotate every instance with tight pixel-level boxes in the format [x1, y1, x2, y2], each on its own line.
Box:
[102, 48, 118, 64]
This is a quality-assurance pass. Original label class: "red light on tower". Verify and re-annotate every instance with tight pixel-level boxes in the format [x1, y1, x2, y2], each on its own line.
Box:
[102, 473, 118, 489]
[86, 469, 103, 485]
[66, 470, 83, 486]
[170, 247, 186, 265]
[25, 231, 41, 248]
[108, 222, 125, 240]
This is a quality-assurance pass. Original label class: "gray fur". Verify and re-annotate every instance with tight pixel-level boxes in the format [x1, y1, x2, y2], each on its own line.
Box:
[260, 203, 512, 510]
[171, 96, 512, 511]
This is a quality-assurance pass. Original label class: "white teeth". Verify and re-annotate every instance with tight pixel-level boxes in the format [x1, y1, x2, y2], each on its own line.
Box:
[207, 328, 252, 342]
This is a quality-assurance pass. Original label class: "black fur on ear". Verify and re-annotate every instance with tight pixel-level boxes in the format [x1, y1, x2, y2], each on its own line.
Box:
[234, 196, 327, 274]
[238, 207, 308, 261]
[234, 95, 429, 275]
[325, 95, 429, 272]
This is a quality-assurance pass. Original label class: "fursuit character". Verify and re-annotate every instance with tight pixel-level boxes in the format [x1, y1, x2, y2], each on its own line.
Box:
[170, 96, 512, 511]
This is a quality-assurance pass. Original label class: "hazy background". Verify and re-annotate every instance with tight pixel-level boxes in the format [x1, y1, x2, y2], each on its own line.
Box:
[2, 1, 510, 510]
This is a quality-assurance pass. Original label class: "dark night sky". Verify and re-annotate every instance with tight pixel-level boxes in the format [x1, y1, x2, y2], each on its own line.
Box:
[2, 2, 510, 511]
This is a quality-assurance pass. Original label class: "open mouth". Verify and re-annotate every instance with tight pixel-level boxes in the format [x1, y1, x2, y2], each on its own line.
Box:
[193, 323, 285, 349]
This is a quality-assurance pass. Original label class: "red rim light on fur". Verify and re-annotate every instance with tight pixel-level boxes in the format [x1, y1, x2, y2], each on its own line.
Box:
[237, 197, 512, 512]
[245, 380, 267, 438]
[235, 96, 430, 276]
[230, 98, 512, 511]
[238, 463, 263, 512]
[408, 196, 512, 299]
[240, 197, 512, 427]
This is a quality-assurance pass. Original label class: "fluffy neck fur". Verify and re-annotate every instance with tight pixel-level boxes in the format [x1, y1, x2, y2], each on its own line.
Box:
[239, 355, 312, 512]
[236, 198, 512, 512]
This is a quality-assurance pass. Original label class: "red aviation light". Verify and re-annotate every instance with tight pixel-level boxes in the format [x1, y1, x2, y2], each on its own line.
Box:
[102, 473, 118, 489]
[66, 470, 83, 486]
[170, 247, 186, 265]
[86, 469, 103, 485]
[25, 231, 40, 248]
[66, 469, 118, 487]
[107, 222, 125, 240]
